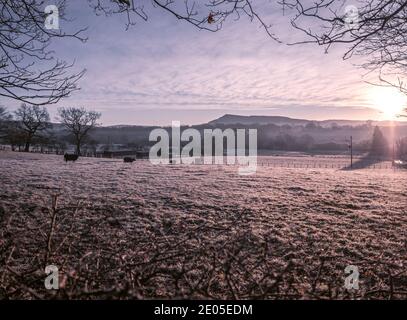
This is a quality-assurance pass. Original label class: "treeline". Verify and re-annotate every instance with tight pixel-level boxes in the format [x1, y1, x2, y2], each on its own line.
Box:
[0, 105, 100, 155]
[1, 106, 407, 158]
[256, 126, 407, 158]
[257, 133, 371, 153]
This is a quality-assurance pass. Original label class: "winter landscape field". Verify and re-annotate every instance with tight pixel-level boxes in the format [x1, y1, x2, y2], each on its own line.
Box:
[0, 150, 406, 299]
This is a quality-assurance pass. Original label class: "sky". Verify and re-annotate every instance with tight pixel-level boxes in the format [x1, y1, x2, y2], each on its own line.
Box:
[2, 0, 407, 126]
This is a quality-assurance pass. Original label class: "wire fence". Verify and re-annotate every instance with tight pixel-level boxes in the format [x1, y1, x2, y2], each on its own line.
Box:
[1, 146, 405, 171]
[256, 161, 396, 170]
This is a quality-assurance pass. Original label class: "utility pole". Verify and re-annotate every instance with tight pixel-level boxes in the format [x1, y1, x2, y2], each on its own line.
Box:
[349, 136, 353, 169]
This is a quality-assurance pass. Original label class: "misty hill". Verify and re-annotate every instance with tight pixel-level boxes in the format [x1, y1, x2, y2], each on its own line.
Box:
[6, 114, 406, 155]
[208, 114, 405, 127]
[209, 114, 311, 126]
[70, 114, 405, 154]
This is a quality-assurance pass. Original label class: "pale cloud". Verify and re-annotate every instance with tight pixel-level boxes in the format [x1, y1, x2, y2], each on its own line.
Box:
[1, 1, 388, 125]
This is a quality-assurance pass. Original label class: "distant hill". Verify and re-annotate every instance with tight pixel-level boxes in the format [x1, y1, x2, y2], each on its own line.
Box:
[70, 114, 406, 150]
[208, 114, 406, 127]
[4, 114, 407, 155]
[208, 114, 310, 126]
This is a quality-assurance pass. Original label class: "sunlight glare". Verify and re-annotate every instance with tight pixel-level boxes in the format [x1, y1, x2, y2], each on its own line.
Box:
[369, 87, 407, 119]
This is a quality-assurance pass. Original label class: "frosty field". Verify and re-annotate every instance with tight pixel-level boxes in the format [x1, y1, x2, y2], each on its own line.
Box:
[0, 151, 406, 299]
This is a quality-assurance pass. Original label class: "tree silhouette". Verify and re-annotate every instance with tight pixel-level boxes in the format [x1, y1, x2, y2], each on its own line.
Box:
[396, 137, 407, 159]
[0, 1, 87, 105]
[0, 106, 10, 121]
[88, 0, 278, 38]
[370, 126, 389, 157]
[14, 104, 51, 152]
[0, 106, 11, 125]
[279, 0, 407, 94]
[0, 106, 12, 138]
[58, 107, 101, 155]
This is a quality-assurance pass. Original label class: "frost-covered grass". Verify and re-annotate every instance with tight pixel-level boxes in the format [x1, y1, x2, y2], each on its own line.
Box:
[0, 151, 406, 299]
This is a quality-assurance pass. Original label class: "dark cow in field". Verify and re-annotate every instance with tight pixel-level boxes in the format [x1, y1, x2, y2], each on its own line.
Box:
[123, 157, 135, 163]
[64, 154, 79, 162]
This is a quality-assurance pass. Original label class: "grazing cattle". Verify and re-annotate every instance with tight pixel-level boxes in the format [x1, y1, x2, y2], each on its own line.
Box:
[123, 157, 135, 163]
[64, 154, 79, 162]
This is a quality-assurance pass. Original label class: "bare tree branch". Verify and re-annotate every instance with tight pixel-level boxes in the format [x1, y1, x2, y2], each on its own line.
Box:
[0, 0, 87, 105]
[58, 107, 101, 155]
[279, 0, 407, 114]
[13, 103, 51, 151]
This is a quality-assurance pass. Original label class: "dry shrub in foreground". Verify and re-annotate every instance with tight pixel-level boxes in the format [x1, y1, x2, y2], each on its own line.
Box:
[0, 194, 406, 300]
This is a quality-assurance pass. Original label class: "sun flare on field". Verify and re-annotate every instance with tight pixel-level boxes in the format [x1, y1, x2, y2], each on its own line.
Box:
[369, 87, 406, 119]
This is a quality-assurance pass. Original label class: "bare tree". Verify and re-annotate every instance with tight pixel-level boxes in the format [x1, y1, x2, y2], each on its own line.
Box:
[13, 104, 51, 152]
[87, 0, 278, 38]
[370, 125, 389, 157]
[0, 0, 88, 106]
[0, 106, 12, 140]
[0, 106, 10, 121]
[396, 137, 407, 159]
[58, 107, 101, 155]
[0, 105, 11, 125]
[278, 1, 407, 98]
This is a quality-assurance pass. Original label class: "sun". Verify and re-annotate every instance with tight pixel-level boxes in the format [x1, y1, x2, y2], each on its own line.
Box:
[368, 86, 407, 119]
